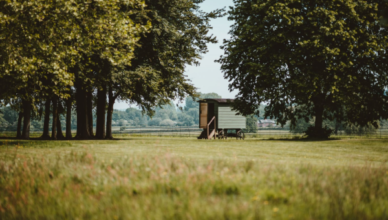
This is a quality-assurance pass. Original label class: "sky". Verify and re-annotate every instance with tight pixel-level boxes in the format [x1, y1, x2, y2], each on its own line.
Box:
[114, 0, 235, 110]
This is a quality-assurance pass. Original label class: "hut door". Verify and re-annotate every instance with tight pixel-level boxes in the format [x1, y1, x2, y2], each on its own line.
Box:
[200, 103, 208, 129]
[207, 103, 215, 130]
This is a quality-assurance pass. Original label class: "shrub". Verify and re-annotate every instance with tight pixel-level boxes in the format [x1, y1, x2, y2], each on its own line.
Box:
[160, 119, 176, 127]
[305, 126, 333, 139]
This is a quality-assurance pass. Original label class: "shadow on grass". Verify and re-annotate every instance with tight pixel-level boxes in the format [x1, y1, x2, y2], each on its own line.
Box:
[265, 137, 342, 142]
[0, 138, 136, 148]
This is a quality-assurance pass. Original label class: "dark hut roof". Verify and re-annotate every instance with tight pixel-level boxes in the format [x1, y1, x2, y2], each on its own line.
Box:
[198, 99, 234, 103]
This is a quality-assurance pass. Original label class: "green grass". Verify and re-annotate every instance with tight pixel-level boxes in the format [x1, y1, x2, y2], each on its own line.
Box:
[1, 137, 388, 219]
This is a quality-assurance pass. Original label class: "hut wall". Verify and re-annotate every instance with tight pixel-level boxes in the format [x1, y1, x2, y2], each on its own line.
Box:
[217, 106, 246, 129]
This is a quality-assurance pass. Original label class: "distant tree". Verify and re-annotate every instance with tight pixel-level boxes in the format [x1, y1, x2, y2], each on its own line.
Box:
[218, 0, 388, 138]
[155, 109, 172, 120]
[178, 114, 194, 126]
[1, 107, 18, 125]
[148, 118, 162, 127]
[118, 119, 128, 127]
[187, 109, 199, 124]
[344, 122, 380, 135]
[244, 115, 258, 133]
[291, 118, 314, 134]
[185, 93, 222, 111]
[0, 112, 8, 131]
[160, 119, 176, 127]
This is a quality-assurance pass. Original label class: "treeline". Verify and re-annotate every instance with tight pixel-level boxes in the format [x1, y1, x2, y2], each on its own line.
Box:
[0, 0, 222, 139]
[0, 92, 224, 132]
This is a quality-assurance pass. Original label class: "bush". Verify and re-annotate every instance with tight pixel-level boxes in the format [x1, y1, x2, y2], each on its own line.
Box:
[304, 126, 333, 139]
[160, 119, 176, 127]
[148, 118, 162, 126]
[120, 126, 127, 131]
[344, 123, 378, 135]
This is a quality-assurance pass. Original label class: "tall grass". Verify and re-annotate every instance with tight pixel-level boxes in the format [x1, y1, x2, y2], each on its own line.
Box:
[0, 138, 388, 219]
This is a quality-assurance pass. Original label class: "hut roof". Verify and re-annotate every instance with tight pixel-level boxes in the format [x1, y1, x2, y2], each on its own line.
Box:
[197, 99, 234, 103]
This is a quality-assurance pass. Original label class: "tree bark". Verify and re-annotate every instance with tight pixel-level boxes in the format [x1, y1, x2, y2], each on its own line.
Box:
[51, 98, 58, 140]
[87, 91, 94, 137]
[334, 120, 340, 135]
[75, 80, 91, 139]
[96, 87, 106, 139]
[105, 86, 116, 139]
[21, 100, 31, 139]
[57, 115, 65, 139]
[41, 98, 51, 139]
[314, 103, 324, 130]
[16, 112, 23, 139]
[65, 99, 72, 139]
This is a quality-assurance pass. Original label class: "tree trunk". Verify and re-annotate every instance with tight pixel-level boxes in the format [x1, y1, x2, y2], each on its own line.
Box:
[334, 120, 340, 135]
[41, 98, 51, 139]
[314, 105, 324, 130]
[87, 91, 94, 137]
[75, 80, 91, 139]
[21, 100, 31, 139]
[51, 98, 58, 140]
[96, 87, 106, 139]
[65, 99, 72, 139]
[16, 112, 23, 139]
[106, 86, 116, 139]
[57, 115, 65, 139]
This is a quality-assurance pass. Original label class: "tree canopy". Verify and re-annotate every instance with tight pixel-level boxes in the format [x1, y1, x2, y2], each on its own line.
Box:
[0, 0, 221, 139]
[218, 0, 388, 138]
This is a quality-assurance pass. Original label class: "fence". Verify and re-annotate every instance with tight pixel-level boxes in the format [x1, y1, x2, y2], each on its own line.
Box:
[2, 127, 388, 139]
[112, 126, 203, 138]
[245, 128, 388, 139]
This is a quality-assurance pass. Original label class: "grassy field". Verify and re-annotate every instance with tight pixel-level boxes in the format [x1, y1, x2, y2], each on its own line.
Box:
[0, 137, 388, 219]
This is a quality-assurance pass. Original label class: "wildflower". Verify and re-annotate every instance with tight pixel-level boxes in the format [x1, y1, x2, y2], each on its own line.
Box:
[264, 201, 269, 205]
[273, 207, 279, 212]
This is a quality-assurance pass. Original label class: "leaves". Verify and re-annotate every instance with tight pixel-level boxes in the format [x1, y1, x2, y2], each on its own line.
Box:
[218, 0, 388, 128]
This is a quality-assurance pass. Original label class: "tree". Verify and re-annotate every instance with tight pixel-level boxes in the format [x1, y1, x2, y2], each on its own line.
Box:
[0, 0, 149, 139]
[178, 114, 194, 126]
[148, 118, 162, 126]
[380, 0, 388, 26]
[244, 115, 258, 133]
[218, 0, 388, 138]
[0, 112, 8, 132]
[185, 92, 222, 111]
[102, 0, 223, 138]
[0, 0, 222, 140]
[160, 119, 176, 127]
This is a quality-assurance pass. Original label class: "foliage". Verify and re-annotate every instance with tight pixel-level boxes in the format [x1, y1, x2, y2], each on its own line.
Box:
[0, 0, 147, 102]
[244, 115, 258, 133]
[179, 92, 222, 126]
[218, 0, 388, 136]
[159, 119, 176, 127]
[0, 0, 220, 139]
[116, 0, 224, 114]
[184, 93, 222, 111]
[0, 113, 8, 131]
[148, 118, 162, 127]
[344, 122, 380, 135]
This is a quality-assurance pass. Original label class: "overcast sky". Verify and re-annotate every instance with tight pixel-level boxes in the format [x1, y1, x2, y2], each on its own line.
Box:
[115, 0, 235, 110]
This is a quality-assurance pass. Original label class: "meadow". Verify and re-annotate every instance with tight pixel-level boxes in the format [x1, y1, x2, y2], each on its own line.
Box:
[0, 137, 388, 219]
